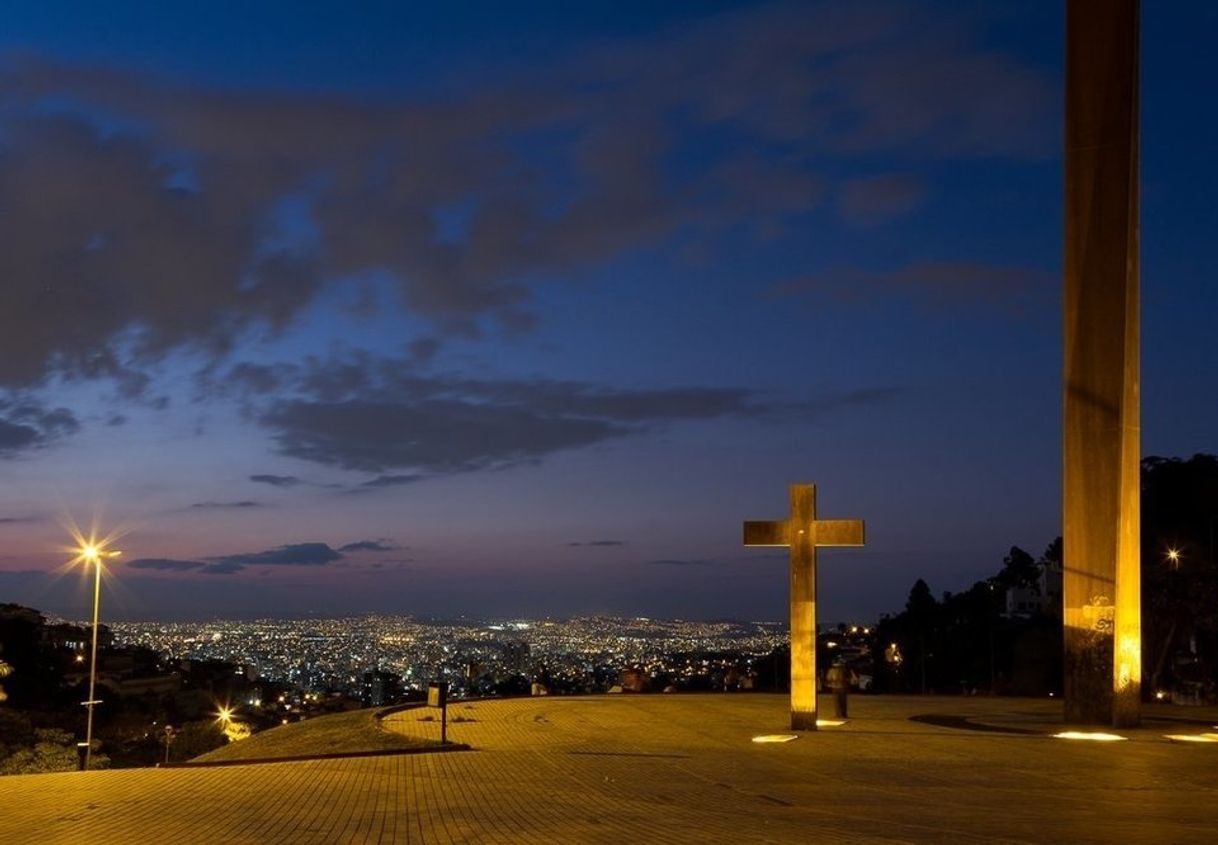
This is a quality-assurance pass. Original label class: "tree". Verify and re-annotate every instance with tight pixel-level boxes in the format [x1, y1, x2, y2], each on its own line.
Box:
[0, 658, 11, 703]
[169, 720, 226, 762]
[0, 729, 109, 775]
[905, 579, 938, 693]
[1141, 455, 1218, 694]
[996, 546, 1040, 593]
[905, 579, 937, 618]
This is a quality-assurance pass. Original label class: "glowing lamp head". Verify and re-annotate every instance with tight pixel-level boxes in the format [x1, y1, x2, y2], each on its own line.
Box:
[217, 706, 234, 723]
[76, 541, 120, 567]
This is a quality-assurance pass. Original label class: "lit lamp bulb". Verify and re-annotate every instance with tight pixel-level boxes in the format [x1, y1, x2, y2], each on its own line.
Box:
[78, 543, 121, 566]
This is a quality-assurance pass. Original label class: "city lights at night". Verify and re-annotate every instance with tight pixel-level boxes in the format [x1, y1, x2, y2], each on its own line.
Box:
[2, 1, 1218, 842]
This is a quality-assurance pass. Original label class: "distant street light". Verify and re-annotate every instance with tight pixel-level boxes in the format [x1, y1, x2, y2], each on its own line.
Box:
[161, 725, 177, 765]
[72, 538, 121, 770]
[1166, 548, 1181, 569]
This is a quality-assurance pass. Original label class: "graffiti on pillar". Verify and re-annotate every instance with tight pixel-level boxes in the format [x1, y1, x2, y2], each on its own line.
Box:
[1083, 595, 1114, 633]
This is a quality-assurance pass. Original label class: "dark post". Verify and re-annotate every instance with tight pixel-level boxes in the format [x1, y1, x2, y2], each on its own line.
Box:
[428, 681, 449, 744]
[827, 661, 849, 719]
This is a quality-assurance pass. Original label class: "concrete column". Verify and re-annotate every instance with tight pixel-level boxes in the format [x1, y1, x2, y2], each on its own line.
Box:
[1063, 0, 1141, 727]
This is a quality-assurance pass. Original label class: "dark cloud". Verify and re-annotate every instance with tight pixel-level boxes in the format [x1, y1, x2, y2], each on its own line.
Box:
[210, 347, 891, 476]
[0, 6, 1051, 390]
[200, 560, 246, 575]
[127, 558, 205, 572]
[769, 262, 1053, 311]
[199, 362, 298, 402]
[127, 543, 344, 575]
[0, 401, 80, 457]
[265, 398, 621, 474]
[359, 475, 424, 488]
[0, 515, 40, 525]
[338, 540, 401, 553]
[647, 559, 713, 567]
[249, 474, 301, 487]
[257, 356, 770, 474]
[407, 338, 442, 365]
[209, 542, 343, 568]
[190, 500, 264, 509]
[838, 174, 924, 225]
[0, 420, 40, 453]
[568, 540, 627, 547]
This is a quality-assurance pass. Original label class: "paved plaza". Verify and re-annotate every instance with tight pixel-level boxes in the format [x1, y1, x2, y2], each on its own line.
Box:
[2, 694, 1217, 843]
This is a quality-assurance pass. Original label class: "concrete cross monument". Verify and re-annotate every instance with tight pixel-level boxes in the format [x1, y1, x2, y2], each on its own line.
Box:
[744, 483, 864, 730]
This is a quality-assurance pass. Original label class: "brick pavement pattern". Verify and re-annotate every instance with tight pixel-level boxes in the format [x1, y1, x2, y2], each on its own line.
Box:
[2, 694, 1217, 843]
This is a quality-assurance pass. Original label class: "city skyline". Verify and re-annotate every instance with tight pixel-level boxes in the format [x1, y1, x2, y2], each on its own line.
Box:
[2, 1, 1216, 622]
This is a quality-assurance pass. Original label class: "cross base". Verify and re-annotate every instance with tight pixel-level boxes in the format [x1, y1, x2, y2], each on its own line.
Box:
[790, 711, 818, 731]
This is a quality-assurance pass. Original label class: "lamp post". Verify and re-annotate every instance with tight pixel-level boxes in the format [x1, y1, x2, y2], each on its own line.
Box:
[78, 541, 121, 770]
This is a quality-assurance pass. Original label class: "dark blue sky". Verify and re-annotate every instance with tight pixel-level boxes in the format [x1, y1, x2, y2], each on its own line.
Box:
[0, 1, 1214, 622]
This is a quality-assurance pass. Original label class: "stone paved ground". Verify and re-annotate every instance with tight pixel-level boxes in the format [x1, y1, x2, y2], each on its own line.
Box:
[2, 694, 1217, 844]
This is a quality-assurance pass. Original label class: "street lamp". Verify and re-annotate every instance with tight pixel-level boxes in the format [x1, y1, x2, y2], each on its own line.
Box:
[73, 539, 121, 770]
[1166, 548, 1181, 570]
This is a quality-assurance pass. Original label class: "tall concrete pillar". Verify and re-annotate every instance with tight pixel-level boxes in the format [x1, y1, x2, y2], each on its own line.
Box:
[1063, 0, 1141, 727]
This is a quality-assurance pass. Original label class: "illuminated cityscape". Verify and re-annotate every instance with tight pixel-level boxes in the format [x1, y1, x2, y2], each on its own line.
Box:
[108, 615, 791, 698]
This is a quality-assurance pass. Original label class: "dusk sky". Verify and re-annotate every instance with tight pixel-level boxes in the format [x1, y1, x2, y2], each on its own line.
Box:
[1, 1, 1214, 623]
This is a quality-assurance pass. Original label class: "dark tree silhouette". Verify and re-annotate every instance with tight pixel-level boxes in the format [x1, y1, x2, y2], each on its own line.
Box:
[1141, 455, 1218, 696]
[997, 547, 1040, 593]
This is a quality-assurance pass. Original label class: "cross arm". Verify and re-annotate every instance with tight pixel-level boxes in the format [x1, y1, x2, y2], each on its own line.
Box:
[743, 521, 790, 547]
[812, 519, 865, 547]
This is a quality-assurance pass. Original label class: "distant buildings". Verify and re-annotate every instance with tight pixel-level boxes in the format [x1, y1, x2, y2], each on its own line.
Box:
[360, 670, 402, 706]
[1004, 556, 1063, 618]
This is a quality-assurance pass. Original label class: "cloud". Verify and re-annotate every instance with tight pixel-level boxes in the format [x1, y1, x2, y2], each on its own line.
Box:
[359, 475, 424, 488]
[769, 261, 1053, 311]
[0, 401, 80, 457]
[205, 347, 890, 477]
[208, 542, 343, 569]
[568, 540, 626, 547]
[647, 559, 713, 567]
[249, 474, 301, 487]
[255, 355, 772, 474]
[190, 500, 264, 509]
[0, 7, 1052, 391]
[0, 419, 40, 453]
[838, 174, 924, 225]
[265, 398, 621, 474]
[126, 542, 345, 575]
[127, 558, 205, 572]
[199, 560, 246, 575]
[338, 540, 400, 553]
[0, 515, 40, 525]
